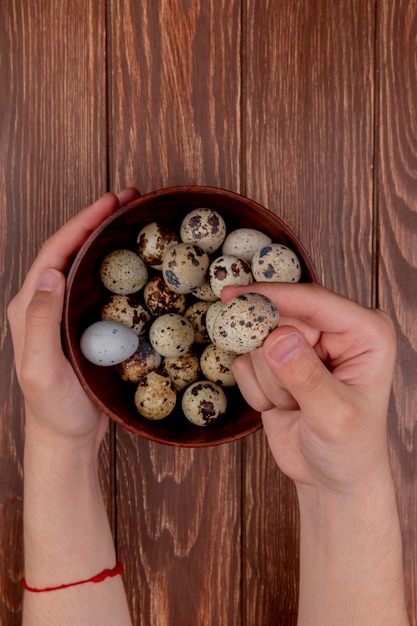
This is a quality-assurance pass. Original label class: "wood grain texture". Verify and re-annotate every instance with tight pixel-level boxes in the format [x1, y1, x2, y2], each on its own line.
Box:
[2, 0, 417, 624]
[107, 1, 243, 623]
[0, 2, 109, 623]
[376, 1, 417, 620]
[243, 2, 376, 623]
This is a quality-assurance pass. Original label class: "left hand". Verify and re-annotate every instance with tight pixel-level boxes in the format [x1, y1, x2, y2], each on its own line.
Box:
[8, 188, 140, 451]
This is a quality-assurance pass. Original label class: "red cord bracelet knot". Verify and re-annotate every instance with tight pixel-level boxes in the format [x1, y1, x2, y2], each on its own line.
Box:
[22, 560, 123, 593]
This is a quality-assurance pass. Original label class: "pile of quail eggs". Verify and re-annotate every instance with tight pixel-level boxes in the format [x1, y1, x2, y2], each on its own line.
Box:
[79, 207, 301, 427]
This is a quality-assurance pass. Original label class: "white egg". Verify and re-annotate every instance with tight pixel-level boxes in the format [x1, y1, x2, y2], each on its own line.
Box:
[222, 228, 272, 262]
[80, 320, 139, 366]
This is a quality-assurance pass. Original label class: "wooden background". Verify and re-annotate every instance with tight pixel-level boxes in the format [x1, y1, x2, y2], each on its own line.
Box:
[1, 1, 416, 624]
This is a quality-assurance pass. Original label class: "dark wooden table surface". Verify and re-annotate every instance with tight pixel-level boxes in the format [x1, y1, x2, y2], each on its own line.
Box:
[1, 2, 417, 624]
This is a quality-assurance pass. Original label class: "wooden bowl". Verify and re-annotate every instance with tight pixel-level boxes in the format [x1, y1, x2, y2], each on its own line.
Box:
[63, 186, 317, 447]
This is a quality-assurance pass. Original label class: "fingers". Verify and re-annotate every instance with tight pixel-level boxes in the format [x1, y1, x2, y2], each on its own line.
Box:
[262, 326, 345, 420]
[232, 354, 275, 412]
[117, 187, 141, 206]
[19, 269, 67, 392]
[222, 282, 375, 335]
[8, 189, 140, 367]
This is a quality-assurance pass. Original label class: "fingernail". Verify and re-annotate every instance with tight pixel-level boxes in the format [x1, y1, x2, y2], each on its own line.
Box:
[266, 332, 301, 364]
[37, 269, 62, 292]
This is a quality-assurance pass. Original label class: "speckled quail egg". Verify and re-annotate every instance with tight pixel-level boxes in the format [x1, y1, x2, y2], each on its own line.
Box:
[162, 243, 210, 294]
[205, 300, 226, 343]
[182, 381, 227, 427]
[209, 255, 253, 298]
[200, 344, 237, 387]
[191, 280, 219, 302]
[100, 249, 148, 295]
[162, 351, 201, 392]
[149, 313, 194, 358]
[211, 293, 279, 354]
[137, 222, 179, 270]
[251, 244, 302, 283]
[180, 208, 226, 254]
[80, 320, 139, 366]
[116, 340, 162, 383]
[100, 294, 151, 336]
[143, 275, 187, 317]
[184, 301, 212, 344]
[222, 228, 272, 262]
[134, 371, 176, 420]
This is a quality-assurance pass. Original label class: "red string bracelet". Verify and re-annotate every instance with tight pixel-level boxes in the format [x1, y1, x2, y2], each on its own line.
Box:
[22, 560, 123, 593]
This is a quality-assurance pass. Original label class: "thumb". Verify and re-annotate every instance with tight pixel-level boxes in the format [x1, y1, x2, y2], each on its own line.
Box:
[262, 326, 341, 415]
[21, 269, 66, 388]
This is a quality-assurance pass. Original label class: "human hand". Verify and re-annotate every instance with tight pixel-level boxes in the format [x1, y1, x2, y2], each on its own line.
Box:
[8, 189, 140, 452]
[224, 283, 397, 495]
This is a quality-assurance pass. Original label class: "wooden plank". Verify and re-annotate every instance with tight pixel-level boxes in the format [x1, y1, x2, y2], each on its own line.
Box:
[376, 0, 417, 620]
[244, 2, 376, 622]
[0, 2, 108, 622]
[107, 1, 243, 624]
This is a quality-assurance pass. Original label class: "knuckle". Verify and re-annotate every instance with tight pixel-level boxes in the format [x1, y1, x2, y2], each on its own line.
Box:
[25, 291, 55, 324]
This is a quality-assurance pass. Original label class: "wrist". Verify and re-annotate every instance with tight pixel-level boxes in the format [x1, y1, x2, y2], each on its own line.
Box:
[24, 410, 103, 467]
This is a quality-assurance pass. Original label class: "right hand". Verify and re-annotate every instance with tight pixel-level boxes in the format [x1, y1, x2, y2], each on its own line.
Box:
[224, 283, 397, 495]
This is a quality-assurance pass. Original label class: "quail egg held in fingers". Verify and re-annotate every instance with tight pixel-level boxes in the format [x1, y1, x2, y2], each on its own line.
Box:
[79, 206, 306, 428]
[212, 293, 279, 355]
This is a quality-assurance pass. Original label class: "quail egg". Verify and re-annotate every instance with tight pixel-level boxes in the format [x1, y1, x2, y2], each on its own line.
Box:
[182, 381, 227, 427]
[211, 293, 279, 354]
[116, 340, 162, 383]
[101, 294, 151, 336]
[80, 320, 139, 366]
[191, 281, 219, 302]
[205, 300, 226, 343]
[137, 222, 179, 270]
[180, 207, 226, 254]
[143, 274, 187, 317]
[162, 351, 201, 392]
[149, 313, 194, 358]
[251, 244, 302, 283]
[209, 255, 253, 298]
[184, 301, 212, 344]
[100, 249, 148, 295]
[134, 371, 176, 420]
[200, 344, 237, 387]
[222, 228, 272, 262]
[162, 243, 209, 294]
